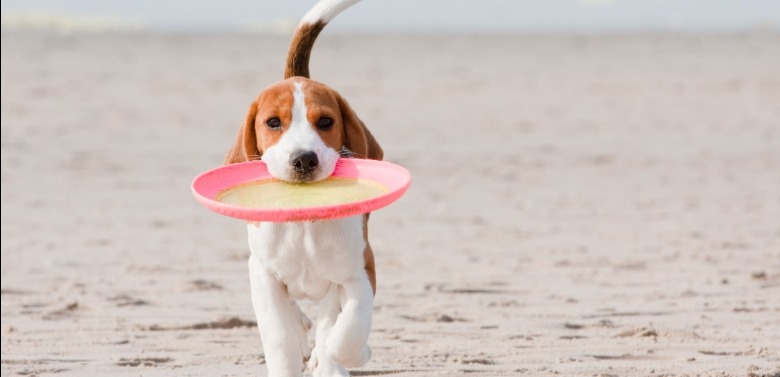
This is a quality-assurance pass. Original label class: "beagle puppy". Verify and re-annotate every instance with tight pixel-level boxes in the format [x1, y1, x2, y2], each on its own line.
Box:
[223, 1, 382, 376]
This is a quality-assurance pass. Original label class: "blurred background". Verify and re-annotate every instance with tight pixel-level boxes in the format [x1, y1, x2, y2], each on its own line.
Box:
[2, 0, 780, 34]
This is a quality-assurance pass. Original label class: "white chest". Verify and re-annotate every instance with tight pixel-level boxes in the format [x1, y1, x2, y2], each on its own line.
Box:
[246, 215, 366, 300]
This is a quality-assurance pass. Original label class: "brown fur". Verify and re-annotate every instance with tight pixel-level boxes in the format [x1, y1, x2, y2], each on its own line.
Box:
[284, 21, 327, 79]
[362, 214, 376, 295]
[225, 79, 381, 164]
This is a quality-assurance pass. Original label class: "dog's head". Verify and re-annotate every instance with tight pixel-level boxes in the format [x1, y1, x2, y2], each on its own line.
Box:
[225, 77, 382, 183]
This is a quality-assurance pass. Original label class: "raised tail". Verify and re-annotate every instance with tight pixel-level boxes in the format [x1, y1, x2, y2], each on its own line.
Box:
[284, 0, 361, 79]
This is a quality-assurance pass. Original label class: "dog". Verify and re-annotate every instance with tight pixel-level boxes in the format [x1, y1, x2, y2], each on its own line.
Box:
[223, 1, 382, 376]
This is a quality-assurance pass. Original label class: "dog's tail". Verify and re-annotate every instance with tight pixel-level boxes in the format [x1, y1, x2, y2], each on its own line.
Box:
[284, 0, 361, 79]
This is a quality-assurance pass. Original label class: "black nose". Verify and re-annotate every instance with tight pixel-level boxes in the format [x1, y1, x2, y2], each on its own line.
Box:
[290, 150, 319, 174]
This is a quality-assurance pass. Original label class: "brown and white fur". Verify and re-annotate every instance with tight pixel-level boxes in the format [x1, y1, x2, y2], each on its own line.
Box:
[223, 1, 382, 376]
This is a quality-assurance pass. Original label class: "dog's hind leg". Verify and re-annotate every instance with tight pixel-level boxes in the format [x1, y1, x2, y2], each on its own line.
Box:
[248, 254, 307, 377]
[293, 300, 313, 363]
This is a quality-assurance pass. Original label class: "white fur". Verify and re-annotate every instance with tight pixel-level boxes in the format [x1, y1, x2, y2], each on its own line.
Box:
[247, 217, 373, 377]
[247, 3, 372, 374]
[301, 0, 362, 25]
[262, 82, 340, 183]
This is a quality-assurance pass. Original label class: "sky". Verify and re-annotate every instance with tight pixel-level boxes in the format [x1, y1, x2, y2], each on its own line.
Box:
[1, 0, 779, 33]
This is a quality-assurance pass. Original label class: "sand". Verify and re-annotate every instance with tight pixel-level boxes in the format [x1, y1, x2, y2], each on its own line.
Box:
[1, 31, 779, 376]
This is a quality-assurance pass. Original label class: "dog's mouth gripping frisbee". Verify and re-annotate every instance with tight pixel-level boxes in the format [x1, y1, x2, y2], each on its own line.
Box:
[192, 159, 410, 222]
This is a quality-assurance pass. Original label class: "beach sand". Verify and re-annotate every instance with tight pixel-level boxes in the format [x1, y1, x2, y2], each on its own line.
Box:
[2, 32, 779, 376]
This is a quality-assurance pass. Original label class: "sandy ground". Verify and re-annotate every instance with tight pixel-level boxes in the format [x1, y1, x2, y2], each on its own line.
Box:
[2, 31, 780, 376]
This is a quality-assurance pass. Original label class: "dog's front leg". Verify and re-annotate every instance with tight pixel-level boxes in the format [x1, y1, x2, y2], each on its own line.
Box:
[326, 277, 373, 368]
[309, 284, 348, 377]
[248, 254, 306, 377]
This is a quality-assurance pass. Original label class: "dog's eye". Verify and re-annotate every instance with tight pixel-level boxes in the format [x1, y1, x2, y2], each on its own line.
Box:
[316, 117, 333, 131]
[266, 117, 282, 129]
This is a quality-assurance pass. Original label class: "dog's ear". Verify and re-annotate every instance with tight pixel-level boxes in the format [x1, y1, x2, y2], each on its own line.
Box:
[225, 100, 261, 165]
[337, 93, 383, 161]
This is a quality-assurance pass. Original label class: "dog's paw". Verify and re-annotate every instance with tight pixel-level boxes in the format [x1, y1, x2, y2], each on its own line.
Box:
[312, 367, 349, 377]
[309, 346, 351, 377]
[310, 356, 349, 376]
[326, 343, 371, 368]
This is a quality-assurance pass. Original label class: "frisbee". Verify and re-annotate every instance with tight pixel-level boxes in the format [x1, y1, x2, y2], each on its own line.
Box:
[191, 159, 410, 222]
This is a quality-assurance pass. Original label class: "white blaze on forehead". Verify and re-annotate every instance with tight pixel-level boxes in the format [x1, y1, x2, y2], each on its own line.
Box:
[292, 82, 308, 128]
[287, 81, 318, 145]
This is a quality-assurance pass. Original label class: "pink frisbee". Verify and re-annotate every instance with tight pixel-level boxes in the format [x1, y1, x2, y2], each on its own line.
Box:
[192, 159, 410, 222]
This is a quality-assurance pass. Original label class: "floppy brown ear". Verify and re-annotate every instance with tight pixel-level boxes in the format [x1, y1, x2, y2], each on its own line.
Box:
[337, 94, 383, 161]
[224, 100, 261, 165]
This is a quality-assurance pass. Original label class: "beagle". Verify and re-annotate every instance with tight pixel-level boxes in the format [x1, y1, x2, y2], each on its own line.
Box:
[223, 1, 382, 376]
